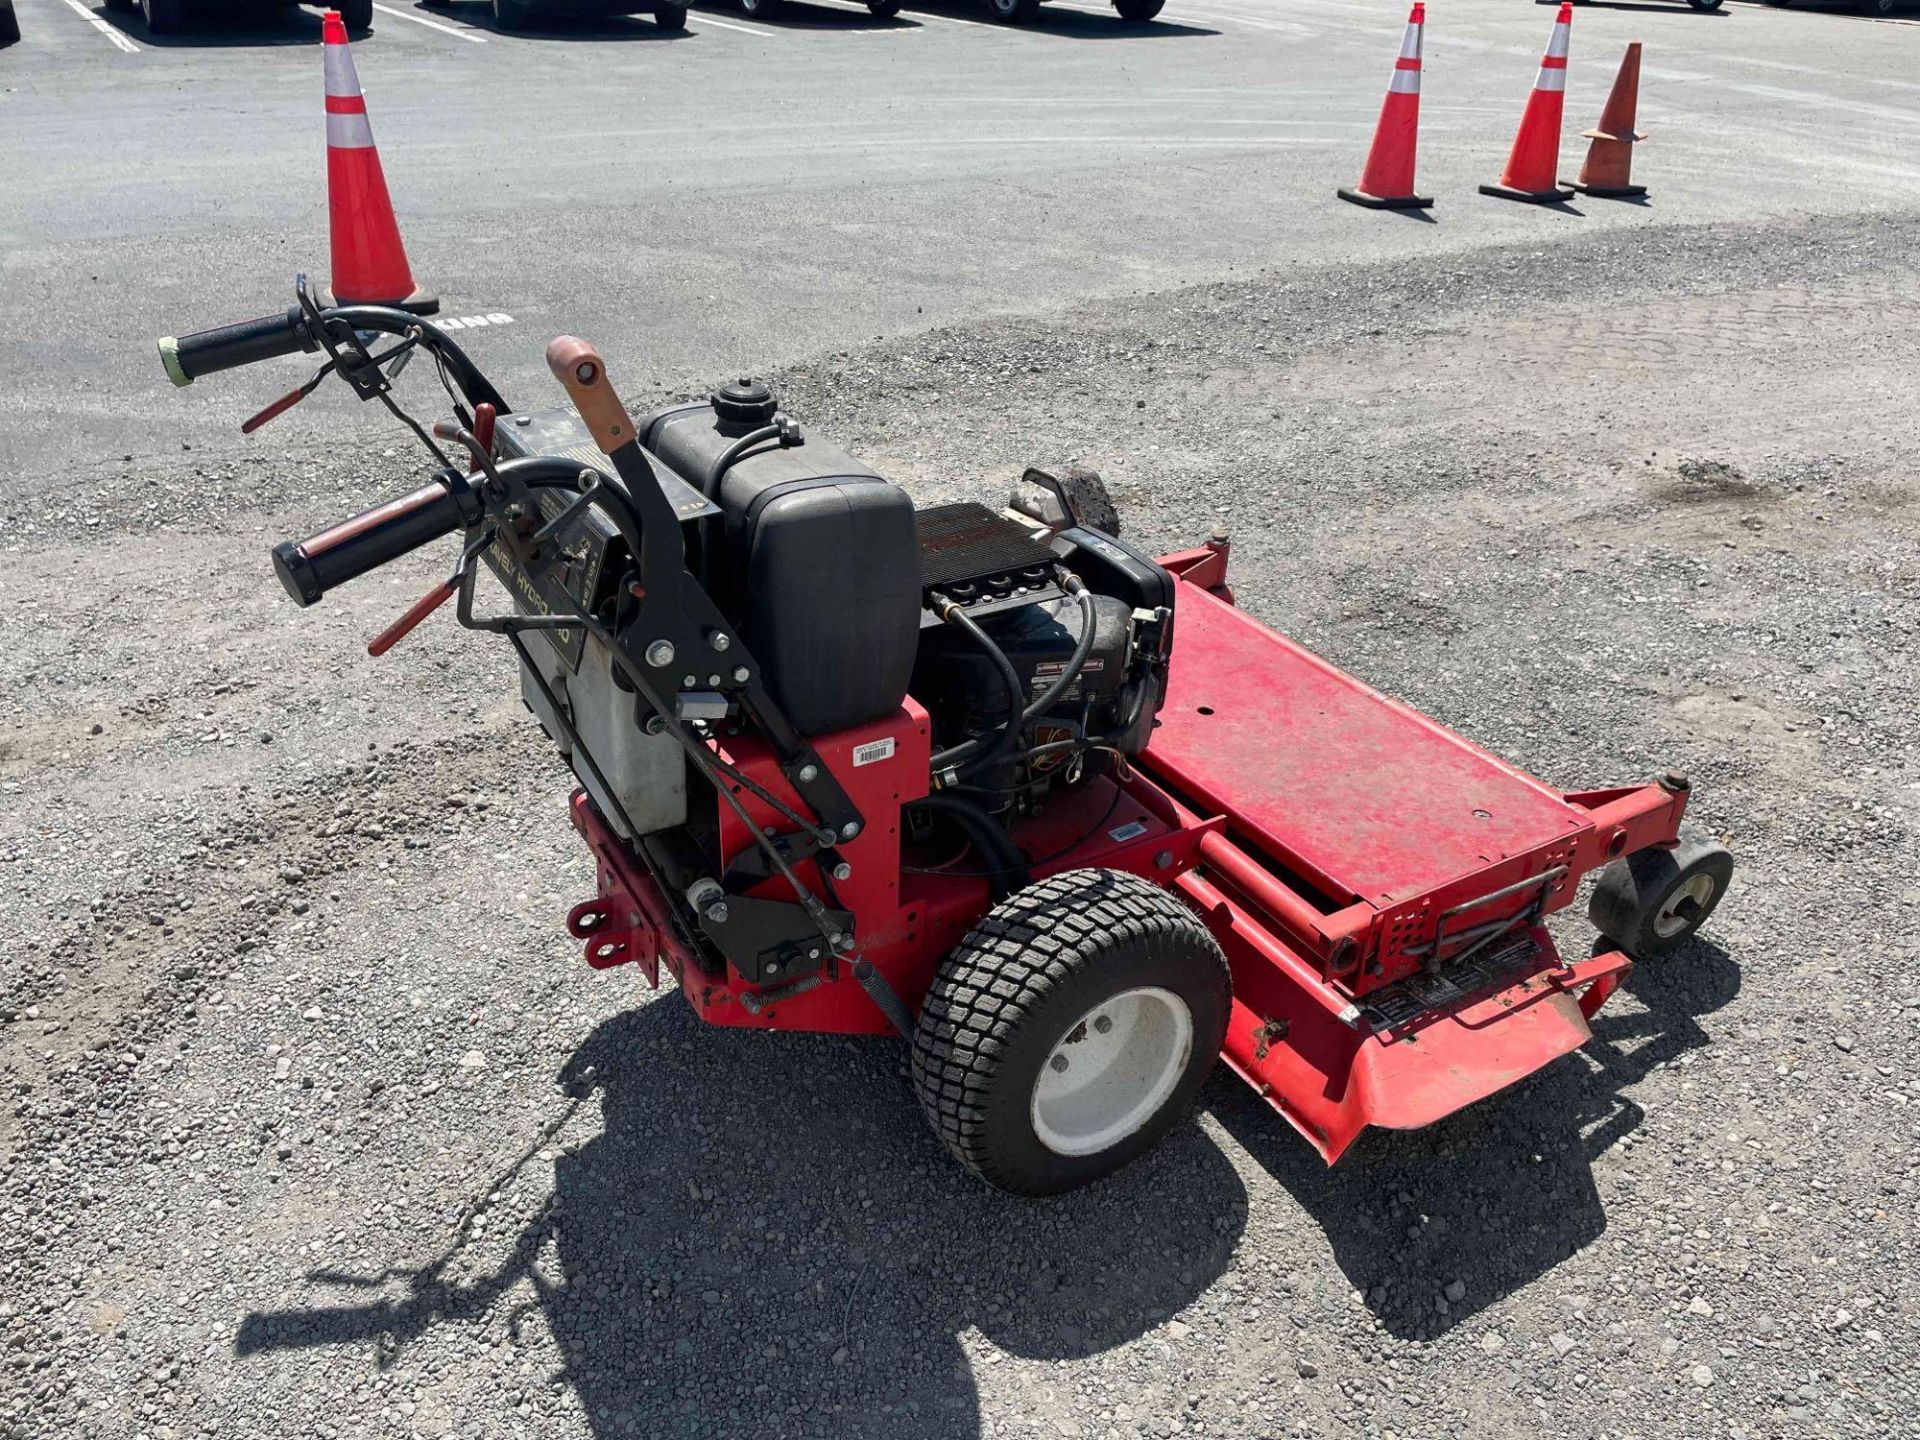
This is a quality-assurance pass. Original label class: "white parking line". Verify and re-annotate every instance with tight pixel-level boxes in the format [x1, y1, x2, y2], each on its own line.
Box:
[370, 3, 489, 40]
[56, 0, 141, 52]
[698, 13, 776, 33]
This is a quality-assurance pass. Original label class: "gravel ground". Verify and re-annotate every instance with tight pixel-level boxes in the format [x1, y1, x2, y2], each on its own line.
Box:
[4, 210, 1918, 1440]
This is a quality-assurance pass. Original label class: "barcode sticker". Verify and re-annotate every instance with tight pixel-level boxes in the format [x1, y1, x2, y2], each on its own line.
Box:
[1107, 821, 1150, 843]
[852, 738, 896, 768]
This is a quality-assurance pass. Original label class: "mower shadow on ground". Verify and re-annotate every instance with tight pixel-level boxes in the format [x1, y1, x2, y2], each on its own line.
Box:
[234, 1000, 1249, 1438]
[1209, 936, 1740, 1342]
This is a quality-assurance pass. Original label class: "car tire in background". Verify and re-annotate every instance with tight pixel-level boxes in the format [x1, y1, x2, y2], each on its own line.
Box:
[1685, 0, 1723, 9]
[987, 0, 1040, 23]
[1863, 0, 1901, 15]
[655, 1, 686, 24]
[340, 0, 372, 28]
[0, 0, 18, 49]
[104, 0, 134, 11]
[1113, 0, 1164, 17]
[492, 0, 526, 26]
[868, 0, 901, 15]
[140, 0, 184, 34]
[740, 0, 780, 16]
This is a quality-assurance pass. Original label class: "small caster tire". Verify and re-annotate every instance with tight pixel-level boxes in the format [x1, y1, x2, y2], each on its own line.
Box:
[912, 869, 1231, 1196]
[1589, 831, 1734, 959]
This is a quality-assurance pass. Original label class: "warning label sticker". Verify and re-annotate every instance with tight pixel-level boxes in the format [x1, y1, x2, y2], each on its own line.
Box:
[852, 738, 896, 768]
[1107, 820, 1150, 844]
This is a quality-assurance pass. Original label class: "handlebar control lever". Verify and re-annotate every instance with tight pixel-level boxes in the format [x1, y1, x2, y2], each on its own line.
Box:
[271, 468, 483, 607]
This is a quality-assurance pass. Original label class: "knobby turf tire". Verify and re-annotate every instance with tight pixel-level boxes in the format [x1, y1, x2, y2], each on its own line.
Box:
[911, 868, 1230, 1196]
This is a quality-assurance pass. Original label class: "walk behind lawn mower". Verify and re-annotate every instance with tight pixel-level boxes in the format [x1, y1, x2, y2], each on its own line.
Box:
[159, 280, 1735, 1194]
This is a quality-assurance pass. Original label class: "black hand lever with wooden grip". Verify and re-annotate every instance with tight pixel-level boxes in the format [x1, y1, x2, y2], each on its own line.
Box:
[543, 335, 684, 602]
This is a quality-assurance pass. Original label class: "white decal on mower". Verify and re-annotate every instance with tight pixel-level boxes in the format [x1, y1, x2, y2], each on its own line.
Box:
[852, 738, 896, 768]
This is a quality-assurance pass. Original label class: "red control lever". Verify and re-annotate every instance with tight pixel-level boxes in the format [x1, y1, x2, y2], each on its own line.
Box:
[367, 578, 458, 657]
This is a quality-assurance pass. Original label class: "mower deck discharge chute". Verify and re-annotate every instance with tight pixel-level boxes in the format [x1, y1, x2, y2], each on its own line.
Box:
[159, 287, 1735, 1194]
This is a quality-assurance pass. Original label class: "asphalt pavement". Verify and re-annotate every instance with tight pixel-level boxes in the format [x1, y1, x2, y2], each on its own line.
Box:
[2, 0, 1919, 476]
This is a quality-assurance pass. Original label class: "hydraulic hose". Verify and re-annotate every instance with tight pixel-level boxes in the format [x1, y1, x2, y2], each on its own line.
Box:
[927, 600, 1029, 780]
[935, 580, 1101, 784]
[906, 791, 1030, 897]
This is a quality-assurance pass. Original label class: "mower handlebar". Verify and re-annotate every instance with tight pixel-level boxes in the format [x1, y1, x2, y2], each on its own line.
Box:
[158, 308, 315, 388]
[271, 469, 480, 608]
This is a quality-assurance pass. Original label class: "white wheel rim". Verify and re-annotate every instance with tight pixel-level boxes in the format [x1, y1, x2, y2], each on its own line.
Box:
[1654, 873, 1716, 939]
[1029, 987, 1194, 1158]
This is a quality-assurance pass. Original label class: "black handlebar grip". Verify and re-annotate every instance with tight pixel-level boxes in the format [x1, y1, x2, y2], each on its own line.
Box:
[158, 308, 312, 388]
[271, 472, 476, 607]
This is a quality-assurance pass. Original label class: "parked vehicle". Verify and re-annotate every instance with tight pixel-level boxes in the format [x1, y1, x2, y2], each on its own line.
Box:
[108, 0, 375, 37]
[736, 0, 1166, 22]
[0, 0, 19, 48]
[425, 0, 688, 30]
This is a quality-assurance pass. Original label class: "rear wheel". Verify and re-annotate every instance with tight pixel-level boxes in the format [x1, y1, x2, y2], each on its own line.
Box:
[912, 869, 1231, 1195]
[339, 0, 372, 29]
[1589, 832, 1734, 959]
[140, 0, 183, 33]
[1114, 0, 1163, 17]
[654, 1, 686, 25]
[987, 0, 1041, 22]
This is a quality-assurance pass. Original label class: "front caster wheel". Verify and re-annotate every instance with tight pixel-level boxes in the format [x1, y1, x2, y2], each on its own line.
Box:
[912, 869, 1230, 1195]
[1589, 831, 1734, 959]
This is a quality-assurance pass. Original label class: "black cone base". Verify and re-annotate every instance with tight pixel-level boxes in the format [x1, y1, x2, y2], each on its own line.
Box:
[1337, 187, 1435, 210]
[1478, 182, 1575, 204]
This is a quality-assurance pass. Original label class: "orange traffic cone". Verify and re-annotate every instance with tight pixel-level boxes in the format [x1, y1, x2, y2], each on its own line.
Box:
[1567, 42, 1647, 199]
[1480, 2, 1575, 205]
[1338, 3, 1433, 211]
[321, 10, 437, 313]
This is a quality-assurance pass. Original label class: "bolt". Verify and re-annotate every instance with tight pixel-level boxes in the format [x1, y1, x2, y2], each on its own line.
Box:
[709, 631, 732, 653]
[1094, 1015, 1113, 1035]
[807, 947, 822, 960]
[839, 821, 862, 842]
[830, 932, 850, 949]
[705, 902, 729, 924]
[797, 764, 819, 783]
[1049, 1055, 1070, 1074]
[1153, 849, 1175, 871]
[732, 666, 751, 684]
[682, 675, 697, 689]
[765, 959, 781, 975]
[707, 673, 722, 688]
[1663, 769, 1692, 793]
[1208, 527, 1229, 548]
[645, 639, 675, 668]
[831, 862, 852, 882]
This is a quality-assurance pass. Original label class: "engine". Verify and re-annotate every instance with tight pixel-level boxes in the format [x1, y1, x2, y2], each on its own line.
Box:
[496, 380, 1172, 841]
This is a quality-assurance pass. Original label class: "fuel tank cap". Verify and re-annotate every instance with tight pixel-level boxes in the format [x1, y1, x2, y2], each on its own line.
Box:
[710, 377, 778, 431]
